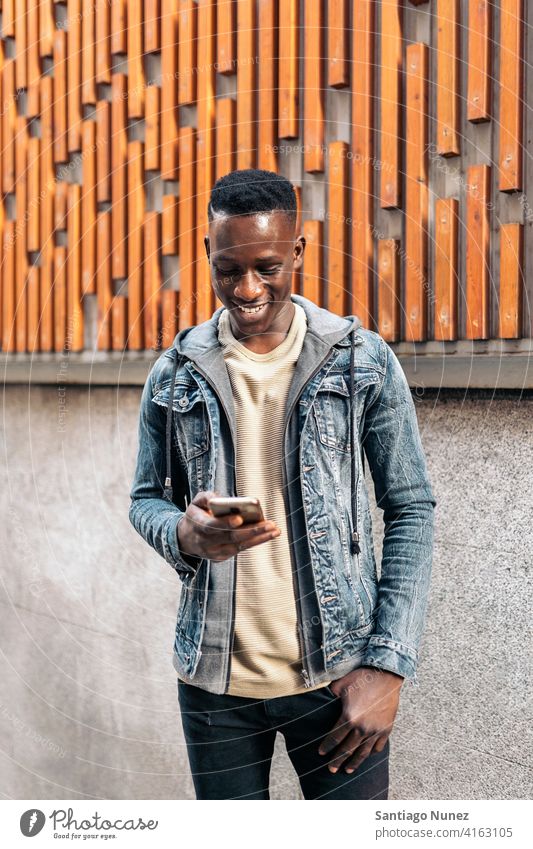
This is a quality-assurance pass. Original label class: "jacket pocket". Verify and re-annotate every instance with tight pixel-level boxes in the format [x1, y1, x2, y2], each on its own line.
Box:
[152, 380, 210, 460]
[312, 372, 379, 453]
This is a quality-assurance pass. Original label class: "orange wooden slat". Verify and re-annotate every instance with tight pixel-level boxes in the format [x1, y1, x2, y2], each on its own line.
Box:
[27, 137, 40, 253]
[145, 0, 161, 53]
[215, 97, 236, 179]
[178, 0, 197, 106]
[161, 0, 179, 178]
[54, 180, 68, 231]
[498, 223, 523, 339]
[27, 264, 40, 352]
[327, 141, 349, 316]
[380, 0, 402, 208]
[278, 0, 299, 139]
[436, 0, 460, 156]
[15, 115, 27, 351]
[40, 75, 55, 351]
[111, 296, 127, 349]
[351, 0, 375, 328]
[404, 43, 429, 342]
[196, 0, 216, 323]
[68, 0, 82, 152]
[465, 164, 491, 338]
[377, 239, 400, 342]
[53, 245, 67, 352]
[162, 194, 178, 255]
[111, 73, 128, 279]
[145, 85, 160, 171]
[3, 0, 15, 38]
[257, 0, 277, 172]
[467, 0, 491, 122]
[217, 0, 236, 74]
[499, 0, 524, 191]
[291, 185, 302, 294]
[82, 0, 97, 105]
[27, 0, 41, 118]
[434, 197, 459, 341]
[304, 0, 324, 173]
[328, 0, 349, 88]
[15, 0, 27, 91]
[178, 127, 196, 329]
[67, 183, 84, 350]
[111, 0, 127, 54]
[96, 0, 112, 84]
[144, 210, 162, 350]
[161, 290, 179, 347]
[96, 100, 111, 202]
[2, 221, 16, 352]
[2, 60, 16, 194]
[302, 220, 323, 307]
[128, 0, 144, 118]
[237, 0, 257, 167]
[53, 29, 68, 164]
[127, 141, 145, 349]
[81, 120, 97, 296]
[96, 211, 113, 350]
[40, 0, 55, 58]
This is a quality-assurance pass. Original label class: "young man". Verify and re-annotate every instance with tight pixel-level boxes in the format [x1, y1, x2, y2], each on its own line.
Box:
[129, 169, 436, 800]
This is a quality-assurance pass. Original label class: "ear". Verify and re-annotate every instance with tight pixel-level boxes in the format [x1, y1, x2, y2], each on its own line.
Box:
[293, 234, 306, 271]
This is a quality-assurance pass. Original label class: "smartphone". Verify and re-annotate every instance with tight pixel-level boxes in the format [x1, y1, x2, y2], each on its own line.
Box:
[208, 496, 264, 524]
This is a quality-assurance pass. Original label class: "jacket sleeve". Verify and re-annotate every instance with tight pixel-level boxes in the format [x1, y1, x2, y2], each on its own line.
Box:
[129, 367, 204, 581]
[359, 337, 437, 681]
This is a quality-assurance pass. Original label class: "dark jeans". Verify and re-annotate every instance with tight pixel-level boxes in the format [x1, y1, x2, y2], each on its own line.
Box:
[177, 678, 390, 800]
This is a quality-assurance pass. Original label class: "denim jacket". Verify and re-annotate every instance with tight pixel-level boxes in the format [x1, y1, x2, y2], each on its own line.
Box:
[129, 294, 437, 693]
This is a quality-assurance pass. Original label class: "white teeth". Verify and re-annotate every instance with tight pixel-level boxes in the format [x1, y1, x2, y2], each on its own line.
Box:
[238, 304, 267, 314]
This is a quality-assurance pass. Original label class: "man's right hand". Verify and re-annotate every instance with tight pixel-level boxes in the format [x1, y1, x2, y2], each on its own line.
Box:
[177, 490, 281, 562]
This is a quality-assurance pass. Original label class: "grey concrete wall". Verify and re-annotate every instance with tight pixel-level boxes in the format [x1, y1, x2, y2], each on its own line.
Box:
[1, 385, 531, 800]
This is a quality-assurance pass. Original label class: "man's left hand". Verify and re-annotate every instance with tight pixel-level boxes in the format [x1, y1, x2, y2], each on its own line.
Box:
[318, 666, 404, 773]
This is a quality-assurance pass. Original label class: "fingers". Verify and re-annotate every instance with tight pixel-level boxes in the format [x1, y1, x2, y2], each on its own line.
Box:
[344, 734, 386, 774]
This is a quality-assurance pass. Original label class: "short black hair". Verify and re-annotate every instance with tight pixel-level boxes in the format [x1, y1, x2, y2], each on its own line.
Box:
[208, 168, 297, 224]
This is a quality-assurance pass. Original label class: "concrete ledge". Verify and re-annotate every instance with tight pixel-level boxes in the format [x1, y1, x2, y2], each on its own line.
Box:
[1, 344, 533, 388]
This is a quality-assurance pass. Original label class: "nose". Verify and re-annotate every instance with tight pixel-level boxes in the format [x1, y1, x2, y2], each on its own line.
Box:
[233, 271, 263, 302]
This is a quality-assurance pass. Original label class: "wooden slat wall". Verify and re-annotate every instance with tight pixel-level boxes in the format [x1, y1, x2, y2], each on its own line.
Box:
[0, 0, 530, 353]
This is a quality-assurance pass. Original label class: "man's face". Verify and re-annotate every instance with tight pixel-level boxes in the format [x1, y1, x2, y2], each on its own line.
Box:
[204, 210, 305, 342]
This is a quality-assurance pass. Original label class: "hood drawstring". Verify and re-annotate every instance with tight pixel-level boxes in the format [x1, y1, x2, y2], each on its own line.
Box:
[163, 350, 182, 503]
[349, 323, 361, 555]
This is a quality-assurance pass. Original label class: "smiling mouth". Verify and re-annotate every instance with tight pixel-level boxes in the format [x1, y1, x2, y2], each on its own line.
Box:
[235, 302, 269, 315]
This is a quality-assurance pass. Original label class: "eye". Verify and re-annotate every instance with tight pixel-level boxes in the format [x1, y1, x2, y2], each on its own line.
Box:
[259, 267, 280, 276]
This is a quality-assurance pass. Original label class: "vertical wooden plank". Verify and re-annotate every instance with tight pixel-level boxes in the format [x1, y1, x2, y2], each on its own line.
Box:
[2, 60, 16, 194]
[15, 115, 27, 351]
[27, 265, 40, 352]
[161, 290, 179, 347]
[96, 100, 111, 202]
[465, 164, 491, 338]
[144, 210, 162, 349]
[257, 0, 277, 172]
[145, 85, 160, 171]
[67, 183, 84, 350]
[467, 0, 491, 122]
[40, 75, 55, 351]
[215, 97, 236, 179]
[82, 0, 97, 104]
[40, 0, 55, 58]
[237, 0, 257, 167]
[128, 0, 144, 118]
[96, 0, 112, 83]
[278, 0, 299, 138]
[81, 120, 97, 296]
[328, 0, 349, 87]
[161, 0, 179, 178]
[196, 0, 216, 322]
[96, 211, 113, 349]
[351, 0, 375, 328]
[145, 0, 161, 53]
[404, 43, 429, 341]
[292, 185, 302, 294]
[498, 223, 523, 338]
[111, 296, 127, 349]
[27, 137, 40, 253]
[3, 0, 15, 38]
[434, 197, 459, 341]
[111, 0, 127, 54]
[377, 239, 400, 341]
[380, 0, 402, 208]
[436, 0, 460, 156]
[53, 29, 68, 164]
[302, 219, 323, 306]
[178, 127, 196, 329]
[54, 180, 68, 231]
[111, 73, 128, 279]
[15, 0, 27, 91]
[27, 0, 41, 118]
[2, 222, 16, 351]
[327, 141, 349, 316]
[499, 0, 524, 191]
[162, 194, 178, 255]
[218, 0, 236, 73]
[68, 0, 82, 152]
[127, 140, 144, 349]
[53, 245, 67, 352]
[304, 0, 324, 173]
[178, 0, 197, 106]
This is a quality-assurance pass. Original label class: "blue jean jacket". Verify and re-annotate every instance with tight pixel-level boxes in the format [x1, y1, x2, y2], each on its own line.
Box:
[129, 295, 437, 693]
